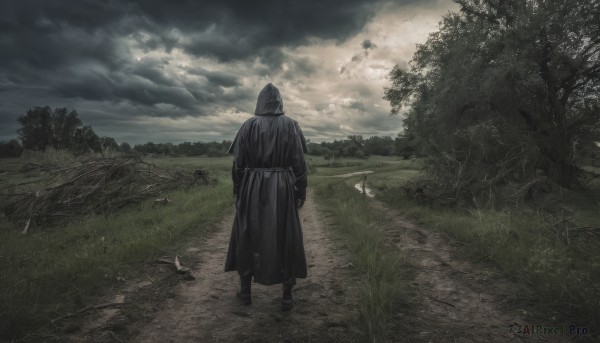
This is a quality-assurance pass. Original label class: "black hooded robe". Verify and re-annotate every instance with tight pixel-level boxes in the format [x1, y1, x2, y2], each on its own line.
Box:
[224, 83, 308, 285]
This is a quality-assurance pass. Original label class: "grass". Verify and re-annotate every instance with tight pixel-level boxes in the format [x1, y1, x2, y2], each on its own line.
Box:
[312, 155, 600, 337]
[358, 158, 600, 332]
[373, 192, 600, 329]
[3, 152, 598, 340]
[0, 155, 234, 341]
[310, 168, 417, 342]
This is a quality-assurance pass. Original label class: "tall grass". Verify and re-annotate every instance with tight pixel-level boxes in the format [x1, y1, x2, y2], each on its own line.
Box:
[373, 182, 600, 331]
[311, 177, 416, 342]
[0, 156, 234, 340]
[314, 156, 599, 337]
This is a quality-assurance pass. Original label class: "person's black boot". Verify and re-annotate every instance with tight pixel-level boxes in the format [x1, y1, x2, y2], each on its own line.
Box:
[281, 284, 293, 311]
[236, 275, 252, 305]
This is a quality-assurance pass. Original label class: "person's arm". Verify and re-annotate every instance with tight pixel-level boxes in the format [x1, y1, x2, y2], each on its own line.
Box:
[231, 161, 244, 196]
[294, 175, 307, 209]
[228, 123, 247, 197]
[292, 121, 308, 208]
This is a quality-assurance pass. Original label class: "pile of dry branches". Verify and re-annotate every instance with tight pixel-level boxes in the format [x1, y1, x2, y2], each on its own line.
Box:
[0, 155, 209, 230]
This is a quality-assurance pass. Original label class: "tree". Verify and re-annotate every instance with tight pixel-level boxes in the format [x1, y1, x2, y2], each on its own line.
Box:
[364, 136, 394, 156]
[134, 142, 157, 154]
[206, 146, 227, 157]
[100, 137, 119, 153]
[51, 107, 82, 149]
[347, 135, 365, 148]
[385, 0, 600, 204]
[120, 142, 133, 153]
[0, 139, 23, 158]
[17, 106, 83, 151]
[394, 133, 416, 159]
[17, 106, 53, 150]
[192, 142, 207, 156]
[72, 126, 101, 154]
[322, 148, 334, 165]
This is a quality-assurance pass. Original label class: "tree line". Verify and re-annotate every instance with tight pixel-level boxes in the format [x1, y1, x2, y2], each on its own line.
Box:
[307, 134, 416, 159]
[0, 106, 234, 158]
[1, 106, 412, 159]
[1, 106, 101, 157]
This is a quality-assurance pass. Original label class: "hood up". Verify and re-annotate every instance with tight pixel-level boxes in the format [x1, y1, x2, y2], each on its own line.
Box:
[254, 83, 284, 116]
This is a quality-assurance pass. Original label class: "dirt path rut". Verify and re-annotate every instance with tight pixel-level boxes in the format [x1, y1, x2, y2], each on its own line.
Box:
[132, 190, 358, 342]
[368, 198, 567, 342]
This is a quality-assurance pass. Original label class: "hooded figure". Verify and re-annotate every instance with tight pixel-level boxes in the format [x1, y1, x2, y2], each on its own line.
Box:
[225, 83, 308, 311]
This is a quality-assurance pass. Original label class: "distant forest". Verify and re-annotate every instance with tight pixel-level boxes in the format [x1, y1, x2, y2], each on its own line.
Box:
[0, 106, 409, 159]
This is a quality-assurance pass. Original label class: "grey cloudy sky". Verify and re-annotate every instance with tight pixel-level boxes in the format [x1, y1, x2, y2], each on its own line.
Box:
[0, 0, 456, 144]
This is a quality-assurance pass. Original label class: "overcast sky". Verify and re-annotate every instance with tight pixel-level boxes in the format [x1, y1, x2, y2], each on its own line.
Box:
[0, 0, 456, 144]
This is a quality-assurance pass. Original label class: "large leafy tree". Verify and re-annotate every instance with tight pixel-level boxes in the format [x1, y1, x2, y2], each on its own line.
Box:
[17, 106, 106, 154]
[385, 0, 600, 204]
[17, 106, 54, 151]
[51, 107, 82, 150]
[364, 135, 395, 156]
[72, 126, 101, 153]
[18, 106, 83, 151]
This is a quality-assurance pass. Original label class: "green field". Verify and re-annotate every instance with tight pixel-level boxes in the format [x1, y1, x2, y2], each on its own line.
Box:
[0, 155, 235, 340]
[2, 154, 599, 341]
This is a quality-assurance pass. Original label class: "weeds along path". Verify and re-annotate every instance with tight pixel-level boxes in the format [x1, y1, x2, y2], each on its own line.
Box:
[132, 189, 358, 342]
[366, 198, 568, 343]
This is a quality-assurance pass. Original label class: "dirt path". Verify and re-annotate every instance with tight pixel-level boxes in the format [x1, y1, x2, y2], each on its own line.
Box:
[132, 189, 358, 342]
[73, 183, 569, 342]
[367, 198, 568, 343]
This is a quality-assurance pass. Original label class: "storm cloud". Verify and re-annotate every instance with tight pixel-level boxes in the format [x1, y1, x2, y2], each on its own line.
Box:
[0, 0, 455, 143]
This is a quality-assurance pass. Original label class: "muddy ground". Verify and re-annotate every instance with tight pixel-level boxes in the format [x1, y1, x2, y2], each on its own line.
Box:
[68, 187, 572, 342]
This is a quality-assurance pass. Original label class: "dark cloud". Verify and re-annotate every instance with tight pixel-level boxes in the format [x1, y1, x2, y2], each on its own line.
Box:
[281, 56, 318, 80]
[183, 67, 242, 88]
[130, 58, 177, 87]
[0, 0, 421, 71]
[257, 48, 289, 72]
[292, 57, 317, 75]
[204, 72, 242, 88]
[0, 0, 448, 143]
[0, 0, 410, 111]
[135, 0, 382, 59]
[347, 100, 368, 111]
[52, 68, 117, 101]
[351, 54, 364, 62]
[134, 31, 180, 53]
[341, 38, 381, 76]
[0, 104, 19, 132]
[362, 39, 377, 50]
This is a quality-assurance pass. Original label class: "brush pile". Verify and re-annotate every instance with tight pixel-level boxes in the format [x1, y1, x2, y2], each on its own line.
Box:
[0, 155, 209, 229]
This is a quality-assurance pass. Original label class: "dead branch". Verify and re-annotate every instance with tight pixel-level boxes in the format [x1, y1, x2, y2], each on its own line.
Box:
[156, 256, 190, 274]
[156, 258, 176, 265]
[152, 198, 172, 207]
[50, 302, 124, 324]
[569, 226, 600, 233]
[21, 218, 31, 234]
[175, 255, 189, 274]
[1, 155, 211, 230]
[429, 296, 456, 308]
